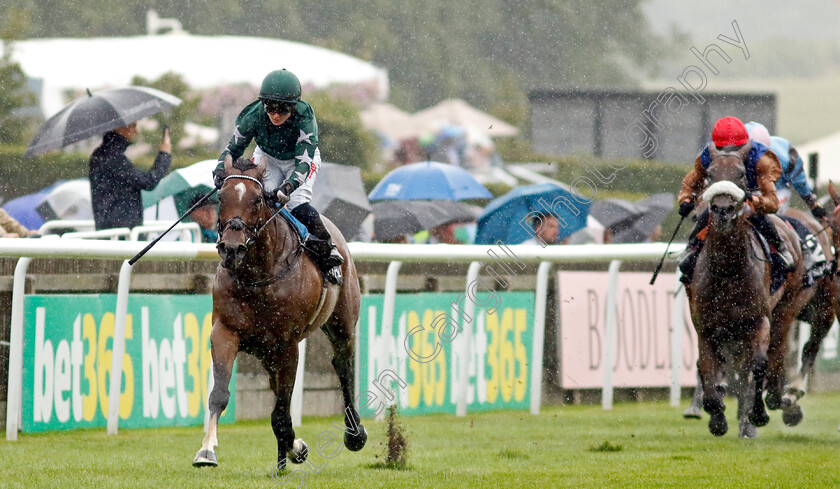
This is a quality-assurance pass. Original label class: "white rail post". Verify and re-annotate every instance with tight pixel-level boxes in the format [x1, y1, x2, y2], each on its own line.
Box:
[670, 275, 686, 407]
[530, 262, 551, 415]
[378, 261, 402, 421]
[107, 259, 134, 435]
[602, 259, 622, 410]
[5, 257, 31, 441]
[291, 338, 307, 427]
[457, 262, 482, 417]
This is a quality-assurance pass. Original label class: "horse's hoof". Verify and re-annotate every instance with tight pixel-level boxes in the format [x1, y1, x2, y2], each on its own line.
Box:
[782, 405, 804, 427]
[287, 438, 309, 464]
[749, 407, 770, 427]
[709, 413, 728, 437]
[738, 421, 759, 439]
[192, 449, 218, 468]
[765, 392, 782, 410]
[683, 406, 703, 419]
[344, 425, 367, 452]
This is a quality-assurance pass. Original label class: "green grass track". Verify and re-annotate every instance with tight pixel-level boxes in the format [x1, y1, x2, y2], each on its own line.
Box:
[3, 393, 840, 488]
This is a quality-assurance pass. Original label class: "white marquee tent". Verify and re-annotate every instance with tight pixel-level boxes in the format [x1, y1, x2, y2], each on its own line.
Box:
[7, 33, 389, 117]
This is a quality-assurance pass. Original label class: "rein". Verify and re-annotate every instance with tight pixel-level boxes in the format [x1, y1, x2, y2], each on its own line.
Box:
[219, 174, 304, 288]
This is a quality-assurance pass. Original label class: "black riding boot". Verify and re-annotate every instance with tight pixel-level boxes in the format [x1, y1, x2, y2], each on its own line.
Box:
[749, 214, 794, 271]
[291, 203, 345, 285]
[679, 209, 709, 284]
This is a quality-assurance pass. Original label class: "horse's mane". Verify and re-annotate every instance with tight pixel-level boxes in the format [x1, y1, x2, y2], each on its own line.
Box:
[231, 157, 258, 173]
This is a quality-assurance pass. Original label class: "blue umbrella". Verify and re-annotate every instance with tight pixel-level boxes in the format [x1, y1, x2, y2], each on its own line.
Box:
[368, 161, 492, 201]
[1, 181, 65, 230]
[475, 183, 591, 245]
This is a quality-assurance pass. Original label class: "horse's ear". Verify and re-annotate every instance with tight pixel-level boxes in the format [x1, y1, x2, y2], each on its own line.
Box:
[707, 143, 719, 160]
[829, 180, 840, 206]
[223, 154, 233, 173]
[736, 140, 752, 162]
[256, 156, 267, 176]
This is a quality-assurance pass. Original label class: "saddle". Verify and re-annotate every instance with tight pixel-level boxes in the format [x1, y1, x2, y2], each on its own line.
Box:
[781, 215, 830, 283]
[749, 227, 787, 294]
[278, 207, 340, 285]
[279, 208, 309, 242]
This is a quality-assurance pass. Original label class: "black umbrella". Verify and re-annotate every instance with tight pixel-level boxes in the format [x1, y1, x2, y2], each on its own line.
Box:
[24, 86, 182, 157]
[592, 193, 675, 243]
[590, 198, 644, 229]
[372, 200, 481, 241]
[311, 162, 372, 239]
[611, 193, 674, 243]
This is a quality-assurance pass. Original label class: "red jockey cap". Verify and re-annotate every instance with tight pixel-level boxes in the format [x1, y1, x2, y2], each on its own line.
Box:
[711, 116, 749, 148]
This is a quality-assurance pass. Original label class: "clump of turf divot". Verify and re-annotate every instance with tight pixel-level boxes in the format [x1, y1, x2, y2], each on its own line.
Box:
[368, 404, 409, 470]
[587, 440, 623, 452]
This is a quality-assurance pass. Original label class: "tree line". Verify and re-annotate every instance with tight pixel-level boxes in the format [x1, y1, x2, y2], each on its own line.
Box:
[4, 1, 673, 113]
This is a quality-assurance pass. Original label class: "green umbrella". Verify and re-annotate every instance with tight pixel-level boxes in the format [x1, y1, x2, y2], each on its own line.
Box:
[142, 159, 217, 220]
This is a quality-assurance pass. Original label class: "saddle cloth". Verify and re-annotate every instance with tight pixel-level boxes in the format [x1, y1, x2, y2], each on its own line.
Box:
[280, 208, 309, 243]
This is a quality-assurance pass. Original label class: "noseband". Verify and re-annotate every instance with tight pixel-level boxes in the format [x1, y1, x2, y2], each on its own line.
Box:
[218, 174, 282, 248]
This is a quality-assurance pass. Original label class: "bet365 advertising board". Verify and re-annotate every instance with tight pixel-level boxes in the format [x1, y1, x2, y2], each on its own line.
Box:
[22, 294, 234, 432]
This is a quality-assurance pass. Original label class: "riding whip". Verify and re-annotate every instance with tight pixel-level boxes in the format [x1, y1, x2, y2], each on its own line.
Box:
[128, 187, 218, 265]
[650, 214, 687, 285]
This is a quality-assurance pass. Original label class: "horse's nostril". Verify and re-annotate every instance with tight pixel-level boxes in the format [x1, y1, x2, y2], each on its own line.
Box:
[236, 244, 247, 256]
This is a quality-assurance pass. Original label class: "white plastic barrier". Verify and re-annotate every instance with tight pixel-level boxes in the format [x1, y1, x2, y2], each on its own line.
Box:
[1, 240, 685, 439]
[129, 222, 202, 243]
[62, 228, 131, 240]
[40, 220, 202, 243]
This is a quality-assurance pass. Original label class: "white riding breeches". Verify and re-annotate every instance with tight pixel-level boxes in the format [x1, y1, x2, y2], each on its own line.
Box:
[253, 145, 321, 211]
[777, 187, 792, 215]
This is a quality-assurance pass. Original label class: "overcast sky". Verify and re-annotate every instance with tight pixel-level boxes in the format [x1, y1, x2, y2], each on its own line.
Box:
[643, 0, 840, 41]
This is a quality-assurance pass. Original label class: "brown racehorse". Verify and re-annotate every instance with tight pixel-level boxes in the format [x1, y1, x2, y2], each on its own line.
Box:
[685, 189, 821, 428]
[193, 155, 367, 469]
[686, 145, 780, 438]
[774, 182, 840, 424]
[763, 206, 830, 425]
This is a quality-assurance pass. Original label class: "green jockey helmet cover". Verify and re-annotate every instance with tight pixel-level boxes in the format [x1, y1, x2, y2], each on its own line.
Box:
[259, 69, 302, 103]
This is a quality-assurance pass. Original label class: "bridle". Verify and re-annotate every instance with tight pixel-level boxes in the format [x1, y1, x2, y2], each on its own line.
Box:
[217, 173, 305, 287]
[217, 174, 284, 248]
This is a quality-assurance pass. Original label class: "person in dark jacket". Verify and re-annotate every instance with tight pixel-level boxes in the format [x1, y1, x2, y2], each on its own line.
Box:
[89, 123, 171, 230]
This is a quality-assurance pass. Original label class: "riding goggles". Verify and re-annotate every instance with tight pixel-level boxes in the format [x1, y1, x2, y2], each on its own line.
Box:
[263, 100, 295, 115]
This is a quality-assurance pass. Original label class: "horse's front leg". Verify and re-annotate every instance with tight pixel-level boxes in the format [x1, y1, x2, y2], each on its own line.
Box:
[698, 335, 727, 436]
[683, 368, 704, 419]
[746, 316, 771, 432]
[795, 284, 836, 404]
[266, 342, 308, 472]
[193, 321, 240, 467]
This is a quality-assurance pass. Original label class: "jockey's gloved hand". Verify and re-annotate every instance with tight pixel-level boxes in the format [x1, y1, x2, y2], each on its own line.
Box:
[275, 182, 294, 208]
[811, 204, 827, 220]
[213, 167, 225, 189]
[678, 200, 695, 218]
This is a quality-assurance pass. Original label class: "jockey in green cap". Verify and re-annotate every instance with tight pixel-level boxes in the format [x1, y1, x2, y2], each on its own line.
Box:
[214, 69, 344, 285]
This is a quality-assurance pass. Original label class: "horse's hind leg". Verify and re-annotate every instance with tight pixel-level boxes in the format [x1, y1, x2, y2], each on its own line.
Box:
[264, 343, 309, 471]
[193, 322, 240, 467]
[321, 320, 367, 452]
